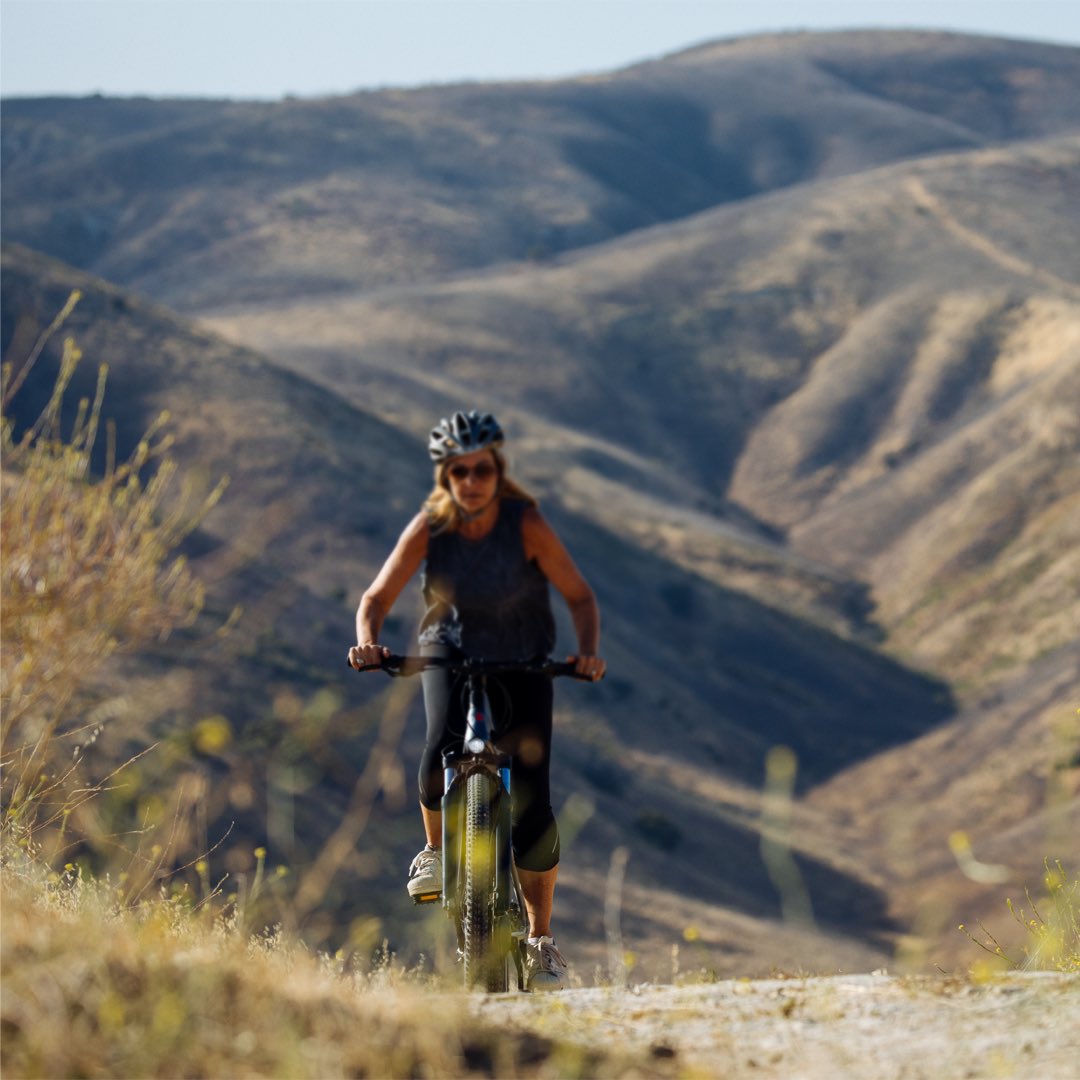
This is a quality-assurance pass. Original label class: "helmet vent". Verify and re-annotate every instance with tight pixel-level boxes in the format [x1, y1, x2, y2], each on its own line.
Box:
[428, 410, 504, 462]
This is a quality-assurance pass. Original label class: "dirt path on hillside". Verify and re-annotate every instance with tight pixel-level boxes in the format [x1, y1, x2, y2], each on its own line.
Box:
[906, 177, 1080, 301]
[473, 973, 1080, 1078]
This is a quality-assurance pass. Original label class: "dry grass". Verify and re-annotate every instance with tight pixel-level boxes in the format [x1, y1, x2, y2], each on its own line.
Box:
[961, 860, 1080, 974]
[1, 298, 224, 864]
[0, 853, 643, 1079]
[5, 843, 1069, 1080]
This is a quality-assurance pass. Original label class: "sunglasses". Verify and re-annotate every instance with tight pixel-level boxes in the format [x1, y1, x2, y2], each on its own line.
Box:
[448, 461, 498, 482]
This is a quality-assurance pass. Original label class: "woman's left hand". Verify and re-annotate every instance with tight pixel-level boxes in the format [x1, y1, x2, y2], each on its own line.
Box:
[570, 654, 606, 681]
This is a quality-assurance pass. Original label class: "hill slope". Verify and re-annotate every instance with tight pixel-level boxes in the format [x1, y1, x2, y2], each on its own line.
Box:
[3, 29, 1078, 977]
[195, 131, 1080, 963]
[202, 134, 1080, 697]
[4, 32, 1080, 309]
[2, 244, 957, 977]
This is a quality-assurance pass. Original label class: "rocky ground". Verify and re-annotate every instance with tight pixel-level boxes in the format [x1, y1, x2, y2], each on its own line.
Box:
[472, 972, 1080, 1078]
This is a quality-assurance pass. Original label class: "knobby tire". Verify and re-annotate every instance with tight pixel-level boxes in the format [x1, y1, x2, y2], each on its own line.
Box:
[463, 770, 507, 991]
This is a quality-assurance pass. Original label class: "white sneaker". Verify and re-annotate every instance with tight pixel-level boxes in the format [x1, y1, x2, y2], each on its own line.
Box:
[523, 935, 568, 991]
[407, 845, 442, 903]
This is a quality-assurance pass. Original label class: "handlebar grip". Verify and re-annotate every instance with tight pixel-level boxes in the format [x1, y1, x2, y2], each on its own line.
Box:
[347, 652, 407, 674]
[548, 661, 603, 681]
[547, 661, 577, 678]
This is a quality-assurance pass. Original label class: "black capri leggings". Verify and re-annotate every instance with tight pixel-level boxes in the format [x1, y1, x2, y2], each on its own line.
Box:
[419, 662, 560, 873]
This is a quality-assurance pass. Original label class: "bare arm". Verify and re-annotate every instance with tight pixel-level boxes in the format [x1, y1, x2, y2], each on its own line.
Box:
[522, 507, 605, 681]
[348, 512, 429, 669]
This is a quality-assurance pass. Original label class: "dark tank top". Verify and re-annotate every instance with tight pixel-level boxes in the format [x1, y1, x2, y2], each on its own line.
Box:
[419, 499, 556, 660]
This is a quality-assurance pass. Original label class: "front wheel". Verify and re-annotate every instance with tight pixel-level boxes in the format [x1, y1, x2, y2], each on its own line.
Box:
[463, 770, 507, 991]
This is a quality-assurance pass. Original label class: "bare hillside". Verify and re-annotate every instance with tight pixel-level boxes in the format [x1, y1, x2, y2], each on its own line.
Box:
[3, 244, 953, 980]
[196, 132, 1080, 964]
[3, 33, 1079, 308]
[201, 136, 1080, 698]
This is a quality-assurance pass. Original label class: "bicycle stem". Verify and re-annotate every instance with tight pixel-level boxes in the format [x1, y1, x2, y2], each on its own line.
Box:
[465, 675, 491, 753]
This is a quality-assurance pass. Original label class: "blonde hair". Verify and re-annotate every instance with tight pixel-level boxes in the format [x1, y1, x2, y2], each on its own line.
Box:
[424, 448, 537, 535]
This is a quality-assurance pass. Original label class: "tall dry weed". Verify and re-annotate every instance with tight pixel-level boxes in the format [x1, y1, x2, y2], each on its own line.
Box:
[961, 859, 1080, 974]
[1, 294, 225, 859]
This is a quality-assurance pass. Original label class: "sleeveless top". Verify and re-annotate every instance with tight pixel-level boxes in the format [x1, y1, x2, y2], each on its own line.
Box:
[418, 499, 556, 660]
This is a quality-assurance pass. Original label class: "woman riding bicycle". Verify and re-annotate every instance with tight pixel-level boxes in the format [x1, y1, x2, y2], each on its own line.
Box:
[348, 410, 605, 990]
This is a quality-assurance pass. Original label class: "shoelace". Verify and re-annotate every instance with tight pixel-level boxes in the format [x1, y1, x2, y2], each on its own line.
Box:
[410, 848, 440, 874]
[532, 938, 567, 973]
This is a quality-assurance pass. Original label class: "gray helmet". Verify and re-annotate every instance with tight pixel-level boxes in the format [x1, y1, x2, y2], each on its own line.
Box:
[428, 410, 504, 462]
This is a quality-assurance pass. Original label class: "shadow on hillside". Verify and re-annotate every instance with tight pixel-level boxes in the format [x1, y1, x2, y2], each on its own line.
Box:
[558, 741, 901, 950]
[561, 93, 754, 229]
[551, 509, 955, 793]
[573, 814, 900, 954]
[556, 86, 822, 233]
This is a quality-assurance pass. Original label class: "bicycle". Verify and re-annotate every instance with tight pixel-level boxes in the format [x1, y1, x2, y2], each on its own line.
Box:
[352, 652, 587, 991]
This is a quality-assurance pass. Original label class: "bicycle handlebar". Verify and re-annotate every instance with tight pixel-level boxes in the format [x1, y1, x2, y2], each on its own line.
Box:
[349, 654, 594, 681]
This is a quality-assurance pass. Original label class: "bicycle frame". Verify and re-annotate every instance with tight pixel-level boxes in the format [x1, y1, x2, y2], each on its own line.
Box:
[353, 653, 582, 991]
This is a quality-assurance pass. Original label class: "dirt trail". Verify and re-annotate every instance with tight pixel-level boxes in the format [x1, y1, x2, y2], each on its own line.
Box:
[474, 973, 1080, 1078]
[906, 177, 1080, 301]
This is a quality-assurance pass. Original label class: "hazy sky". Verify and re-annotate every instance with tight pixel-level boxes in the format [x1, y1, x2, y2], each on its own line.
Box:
[3, 0, 1078, 100]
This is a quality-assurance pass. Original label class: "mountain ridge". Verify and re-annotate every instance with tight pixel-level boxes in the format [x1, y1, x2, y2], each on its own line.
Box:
[5, 30, 1079, 309]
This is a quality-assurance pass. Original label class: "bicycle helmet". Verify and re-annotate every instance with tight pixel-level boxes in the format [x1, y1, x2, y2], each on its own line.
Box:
[428, 410, 504, 462]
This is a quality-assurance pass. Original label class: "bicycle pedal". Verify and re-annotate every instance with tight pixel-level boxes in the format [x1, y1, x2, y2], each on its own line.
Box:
[411, 892, 441, 905]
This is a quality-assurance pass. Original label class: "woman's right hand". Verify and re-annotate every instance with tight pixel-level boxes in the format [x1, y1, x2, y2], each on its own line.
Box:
[348, 643, 390, 670]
